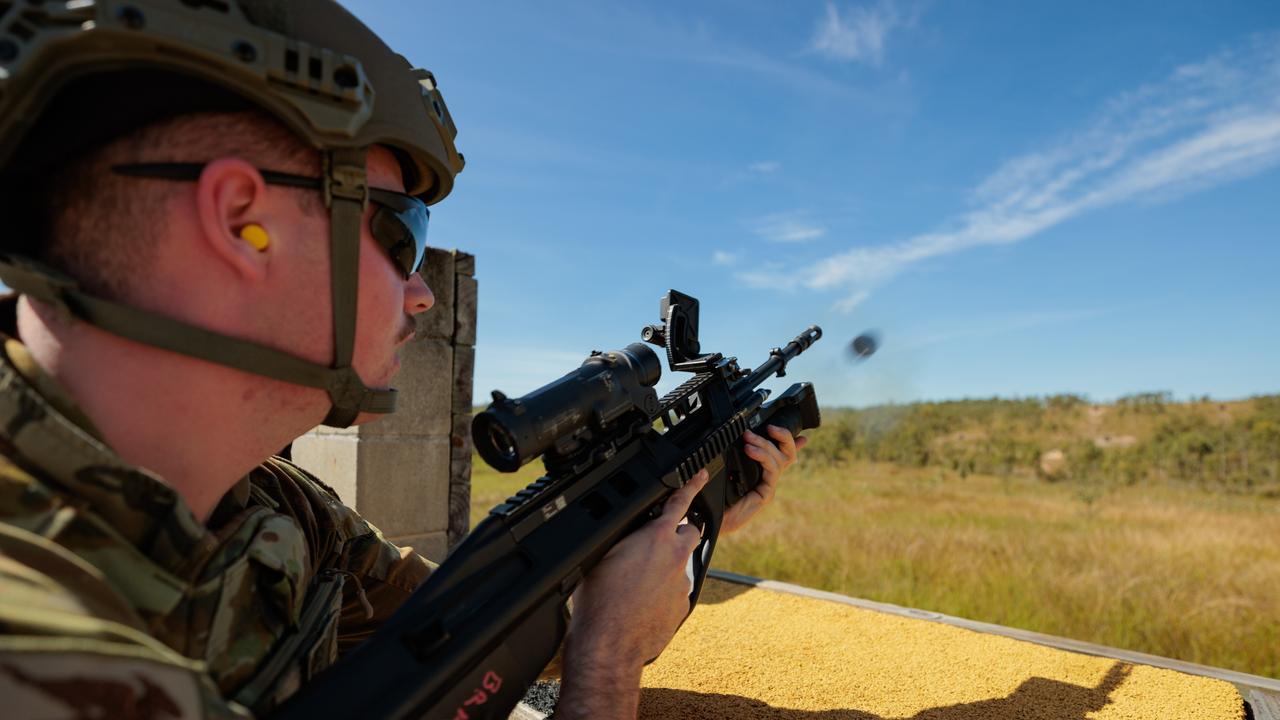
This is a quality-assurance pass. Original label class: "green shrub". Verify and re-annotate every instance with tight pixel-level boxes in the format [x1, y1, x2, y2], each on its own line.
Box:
[815, 394, 1280, 492]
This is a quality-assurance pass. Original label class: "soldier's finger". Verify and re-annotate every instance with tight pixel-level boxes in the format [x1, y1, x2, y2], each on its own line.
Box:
[659, 469, 710, 530]
[765, 425, 799, 464]
[746, 427, 797, 470]
[744, 441, 782, 477]
[744, 431, 782, 465]
[675, 520, 704, 552]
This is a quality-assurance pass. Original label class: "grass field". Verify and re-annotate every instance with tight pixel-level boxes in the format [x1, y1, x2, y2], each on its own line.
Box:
[470, 454, 1280, 680]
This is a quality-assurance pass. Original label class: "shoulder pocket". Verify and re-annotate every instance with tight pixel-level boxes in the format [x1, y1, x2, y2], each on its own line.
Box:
[229, 569, 346, 714]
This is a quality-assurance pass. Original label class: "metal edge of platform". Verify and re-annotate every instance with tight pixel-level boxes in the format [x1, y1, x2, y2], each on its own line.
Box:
[707, 568, 1280, 712]
[508, 702, 548, 720]
[1249, 689, 1280, 720]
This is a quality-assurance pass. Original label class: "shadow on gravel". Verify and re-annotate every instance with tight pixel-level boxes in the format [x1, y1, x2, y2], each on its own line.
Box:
[696, 577, 755, 606]
[638, 662, 1139, 720]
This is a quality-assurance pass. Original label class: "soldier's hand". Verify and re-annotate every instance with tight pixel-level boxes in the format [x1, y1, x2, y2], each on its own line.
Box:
[722, 425, 806, 535]
[556, 469, 711, 719]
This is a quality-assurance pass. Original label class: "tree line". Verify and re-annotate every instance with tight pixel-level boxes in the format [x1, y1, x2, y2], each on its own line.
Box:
[806, 394, 1280, 492]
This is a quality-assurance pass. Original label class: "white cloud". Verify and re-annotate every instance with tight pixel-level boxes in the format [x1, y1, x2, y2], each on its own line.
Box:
[560, 5, 892, 106]
[720, 160, 784, 188]
[751, 212, 827, 243]
[899, 307, 1119, 352]
[832, 289, 871, 313]
[712, 250, 739, 266]
[755, 35, 1280, 311]
[735, 263, 791, 290]
[812, 1, 901, 66]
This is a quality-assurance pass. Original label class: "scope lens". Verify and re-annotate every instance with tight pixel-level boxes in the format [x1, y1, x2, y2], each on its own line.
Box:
[483, 420, 514, 458]
[488, 424, 517, 462]
[473, 413, 523, 472]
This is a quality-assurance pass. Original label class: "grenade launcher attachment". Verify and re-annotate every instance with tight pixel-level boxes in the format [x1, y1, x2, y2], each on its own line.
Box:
[274, 290, 823, 720]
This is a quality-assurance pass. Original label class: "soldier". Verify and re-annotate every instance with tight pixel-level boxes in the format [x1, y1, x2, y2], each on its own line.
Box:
[0, 2, 803, 718]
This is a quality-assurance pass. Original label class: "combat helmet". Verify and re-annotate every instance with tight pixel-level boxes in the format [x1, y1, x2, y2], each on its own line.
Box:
[0, 0, 464, 427]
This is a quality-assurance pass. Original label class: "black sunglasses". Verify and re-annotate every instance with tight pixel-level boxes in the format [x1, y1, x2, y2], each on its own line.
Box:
[112, 162, 430, 279]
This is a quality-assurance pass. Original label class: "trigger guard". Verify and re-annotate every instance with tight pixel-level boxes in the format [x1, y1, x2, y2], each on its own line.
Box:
[686, 509, 707, 533]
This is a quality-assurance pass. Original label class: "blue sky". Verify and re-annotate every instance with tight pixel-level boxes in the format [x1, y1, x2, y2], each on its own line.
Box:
[353, 1, 1280, 408]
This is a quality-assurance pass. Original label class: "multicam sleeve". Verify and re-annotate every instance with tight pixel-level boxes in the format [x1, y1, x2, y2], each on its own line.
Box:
[258, 457, 438, 657]
[0, 525, 253, 719]
[333, 522, 437, 656]
[0, 648, 252, 720]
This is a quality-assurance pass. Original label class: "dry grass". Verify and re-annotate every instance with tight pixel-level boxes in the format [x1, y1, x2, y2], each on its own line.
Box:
[470, 457, 1280, 679]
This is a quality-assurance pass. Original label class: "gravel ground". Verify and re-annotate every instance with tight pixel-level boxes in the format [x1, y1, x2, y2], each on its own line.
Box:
[522, 579, 1246, 718]
[636, 579, 1245, 720]
[521, 679, 560, 717]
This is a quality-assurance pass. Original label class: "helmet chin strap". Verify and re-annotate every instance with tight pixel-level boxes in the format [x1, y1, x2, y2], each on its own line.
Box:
[0, 147, 397, 429]
[319, 147, 392, 428]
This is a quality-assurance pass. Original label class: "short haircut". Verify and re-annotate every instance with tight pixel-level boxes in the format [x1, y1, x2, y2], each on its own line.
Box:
[41, 111, 321, 302]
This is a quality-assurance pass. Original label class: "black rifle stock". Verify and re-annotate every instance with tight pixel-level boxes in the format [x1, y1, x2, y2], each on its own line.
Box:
[273, 290, 823, 720]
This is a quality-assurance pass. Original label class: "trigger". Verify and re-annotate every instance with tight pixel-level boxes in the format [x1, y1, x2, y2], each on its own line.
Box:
[686, 509, 706, 532]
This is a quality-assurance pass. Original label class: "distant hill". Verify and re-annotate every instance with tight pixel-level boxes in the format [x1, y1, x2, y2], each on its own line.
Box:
[808, 393, 1280, 493]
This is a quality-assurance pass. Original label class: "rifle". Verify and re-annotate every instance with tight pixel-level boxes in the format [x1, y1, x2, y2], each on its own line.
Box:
[273, 290, 824, 720]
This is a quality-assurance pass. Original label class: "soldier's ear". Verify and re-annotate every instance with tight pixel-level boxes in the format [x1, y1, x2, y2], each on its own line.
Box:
[193, 158, 271, 283]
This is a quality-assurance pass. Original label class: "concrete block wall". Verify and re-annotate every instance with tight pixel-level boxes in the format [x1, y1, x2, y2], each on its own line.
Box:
[292, 247, 475, 563]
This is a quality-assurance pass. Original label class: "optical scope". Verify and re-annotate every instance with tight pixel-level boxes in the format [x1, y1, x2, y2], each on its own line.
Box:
[473, 343, 662, 472]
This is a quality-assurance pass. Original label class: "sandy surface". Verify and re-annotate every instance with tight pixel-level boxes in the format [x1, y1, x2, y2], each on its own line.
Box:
[639, 579, 1244, 719]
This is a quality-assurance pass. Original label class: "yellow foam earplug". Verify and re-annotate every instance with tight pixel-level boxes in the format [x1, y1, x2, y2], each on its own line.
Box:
[240, 223, 270, 252]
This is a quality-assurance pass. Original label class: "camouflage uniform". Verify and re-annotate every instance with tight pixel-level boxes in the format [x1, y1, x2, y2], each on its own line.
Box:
[0, 328, 436, 718]
[0, 2, 465, 716]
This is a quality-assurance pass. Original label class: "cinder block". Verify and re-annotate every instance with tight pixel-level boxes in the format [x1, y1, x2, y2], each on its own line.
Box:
[447, 466, 471, 549]
[305, 424, 359, 437]
[448, 414, 473, 548]
[358, 338, 454, 437]
[453, 250, 475, 277]
[450, 413, 472, 454]
[291, 434, 453, 540]
[451, 445, 473, 479]
[417, 248, 456, 340]
[454, 275, 478, 346]
[387, 531, 449, 564]
[338, 435, 451, 537]
[290, 434, 360, 504]
[451, 345, 475, 416]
